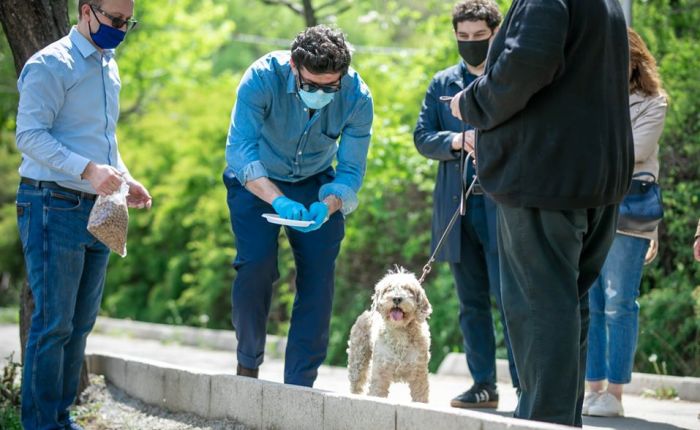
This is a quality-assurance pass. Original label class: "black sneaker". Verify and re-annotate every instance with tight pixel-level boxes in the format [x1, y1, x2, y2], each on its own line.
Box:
[450, 383, 499, 409]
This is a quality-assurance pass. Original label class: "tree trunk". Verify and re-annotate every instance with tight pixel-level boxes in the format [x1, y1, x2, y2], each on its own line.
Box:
[0, 0, 91, 399]
[301, 0, 318, 27]
[0, 0, 70, 76]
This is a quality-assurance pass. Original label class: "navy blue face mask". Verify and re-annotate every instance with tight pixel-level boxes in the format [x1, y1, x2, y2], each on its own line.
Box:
[89, 6, 127, 49]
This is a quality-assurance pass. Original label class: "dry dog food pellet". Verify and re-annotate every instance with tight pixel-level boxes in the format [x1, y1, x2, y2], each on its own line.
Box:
[88, 199, 129, 257]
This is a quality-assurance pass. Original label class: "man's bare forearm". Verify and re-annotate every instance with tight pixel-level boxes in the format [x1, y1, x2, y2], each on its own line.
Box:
[245, 177, 284, 204]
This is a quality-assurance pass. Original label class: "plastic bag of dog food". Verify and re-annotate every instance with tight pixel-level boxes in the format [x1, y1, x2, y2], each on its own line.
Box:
[87, 182, 129, 257]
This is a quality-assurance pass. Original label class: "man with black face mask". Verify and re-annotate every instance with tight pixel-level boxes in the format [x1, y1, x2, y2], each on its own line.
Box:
[414, 0, 519, 410]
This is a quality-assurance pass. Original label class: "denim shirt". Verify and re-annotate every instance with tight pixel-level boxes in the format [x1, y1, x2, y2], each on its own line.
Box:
[15, 27, 127, 194]
[225, 51, 373, 215]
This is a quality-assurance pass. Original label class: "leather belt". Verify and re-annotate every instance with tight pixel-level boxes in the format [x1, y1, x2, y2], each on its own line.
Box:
[20, 177, 97, 201]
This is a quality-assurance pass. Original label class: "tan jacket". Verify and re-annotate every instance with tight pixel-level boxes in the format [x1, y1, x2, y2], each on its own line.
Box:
[618, 92, 667, 241]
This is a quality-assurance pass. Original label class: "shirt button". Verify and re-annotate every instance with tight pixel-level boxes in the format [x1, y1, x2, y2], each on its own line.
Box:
[298, 151, 302, 155]
[452, 196, 458, 201]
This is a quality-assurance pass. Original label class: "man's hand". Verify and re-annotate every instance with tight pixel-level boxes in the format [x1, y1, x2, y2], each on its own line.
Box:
[81, 161, 124, 196]
[450, 90, 465, 121]
[694, 237, 700, 262]
[294, 202, 329, 233]
[644, 239, 658, 265]
[126, 179, 152, 209]
[272, 196, 311, 221]
[451, 130, 476, 153]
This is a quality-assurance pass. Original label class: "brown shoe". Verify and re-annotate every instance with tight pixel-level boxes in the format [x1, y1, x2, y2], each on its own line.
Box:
[237, 364, 259, 378]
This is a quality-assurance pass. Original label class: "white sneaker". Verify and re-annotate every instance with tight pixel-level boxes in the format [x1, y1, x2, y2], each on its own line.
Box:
[582, 391, 601, 415]
[587, 392, 624, 417]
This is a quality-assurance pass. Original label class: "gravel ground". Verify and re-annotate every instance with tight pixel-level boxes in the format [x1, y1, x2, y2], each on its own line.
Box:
[74, 376, 250, 430]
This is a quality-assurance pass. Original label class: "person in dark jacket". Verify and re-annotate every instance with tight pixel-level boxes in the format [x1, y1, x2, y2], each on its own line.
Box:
[414, 0, 519, 410]
[449, 0, 633, 426]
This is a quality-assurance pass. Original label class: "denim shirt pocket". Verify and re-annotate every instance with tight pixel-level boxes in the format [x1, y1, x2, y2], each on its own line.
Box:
[307, 132, 338, 154]
[16, 202, 31, 247]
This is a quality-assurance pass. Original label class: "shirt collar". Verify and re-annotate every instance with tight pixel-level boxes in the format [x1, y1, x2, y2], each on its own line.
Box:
[286, 66, 298, 94]
[443, 61, 467, 87]
[69, 26, 115, 61]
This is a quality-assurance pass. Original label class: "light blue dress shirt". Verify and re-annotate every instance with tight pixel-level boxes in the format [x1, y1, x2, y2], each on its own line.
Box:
[225, 51, 374, 215]
[16, 27, 128, 194]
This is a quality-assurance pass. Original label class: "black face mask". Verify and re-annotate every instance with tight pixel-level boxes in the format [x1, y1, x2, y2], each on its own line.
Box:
[458, 39, 490, 67]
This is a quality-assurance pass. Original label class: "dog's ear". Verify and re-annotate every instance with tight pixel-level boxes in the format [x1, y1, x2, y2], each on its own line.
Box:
[371, 278, 387, 312]
[415, 284, 432, 322]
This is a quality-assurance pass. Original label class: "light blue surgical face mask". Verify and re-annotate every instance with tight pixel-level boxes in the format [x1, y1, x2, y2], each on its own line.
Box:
[298, 89, 335, 110]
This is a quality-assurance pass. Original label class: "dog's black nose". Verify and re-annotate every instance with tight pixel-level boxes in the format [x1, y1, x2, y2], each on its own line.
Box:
[393, 297, 402, 305]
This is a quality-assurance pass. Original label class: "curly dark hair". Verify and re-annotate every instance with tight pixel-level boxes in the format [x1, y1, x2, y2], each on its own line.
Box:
[291, 25, 352, 75]
[452, 0, 502, 31]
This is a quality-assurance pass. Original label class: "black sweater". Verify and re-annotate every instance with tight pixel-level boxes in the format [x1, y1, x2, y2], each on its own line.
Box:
[459, 0, 633, 209]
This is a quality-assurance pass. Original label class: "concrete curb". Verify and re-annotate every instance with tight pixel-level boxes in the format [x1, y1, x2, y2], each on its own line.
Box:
[437, 352, 700, 402]
[87, 353, 574, 430]
[94, 317, 700, 402]
[93, 316, 287, 358]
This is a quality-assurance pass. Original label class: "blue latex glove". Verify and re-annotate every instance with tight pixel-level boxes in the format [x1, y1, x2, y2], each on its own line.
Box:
[293, 201, 329, 233]
[271, 196, 311, 221]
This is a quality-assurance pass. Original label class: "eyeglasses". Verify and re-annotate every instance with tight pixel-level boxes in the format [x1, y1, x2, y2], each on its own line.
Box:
[90, 4, 138, 31]
[297, 74, 341, 94]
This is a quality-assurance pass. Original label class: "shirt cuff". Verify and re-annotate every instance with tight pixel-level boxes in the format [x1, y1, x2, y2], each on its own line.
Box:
[319, 183, 358, 216]
[237, 160, 268, 185]
[65, 152, 91, 180]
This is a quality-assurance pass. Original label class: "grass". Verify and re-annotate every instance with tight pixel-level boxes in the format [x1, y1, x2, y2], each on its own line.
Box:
[0, 352, 21, 430]
[0, 405, 21, 430]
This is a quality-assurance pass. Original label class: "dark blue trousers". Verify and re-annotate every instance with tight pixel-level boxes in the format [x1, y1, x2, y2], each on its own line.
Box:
[449, 195, 519, 388]
[224, 168, 344, 387]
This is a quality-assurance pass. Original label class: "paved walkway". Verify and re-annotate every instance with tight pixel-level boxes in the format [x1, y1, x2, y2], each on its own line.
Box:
[1, 323, 697, 429]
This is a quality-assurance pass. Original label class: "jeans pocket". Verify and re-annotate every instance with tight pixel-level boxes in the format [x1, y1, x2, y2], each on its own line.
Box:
[16, 202, 30, 247]
[47, 191, 82, 211]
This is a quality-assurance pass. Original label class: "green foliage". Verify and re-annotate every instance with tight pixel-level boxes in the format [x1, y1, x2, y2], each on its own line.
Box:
[0, 354, 22, 430]
[0, 0, 698, 377]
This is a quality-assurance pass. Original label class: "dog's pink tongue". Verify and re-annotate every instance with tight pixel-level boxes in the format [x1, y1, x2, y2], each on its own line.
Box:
[390, 309, 404, 321]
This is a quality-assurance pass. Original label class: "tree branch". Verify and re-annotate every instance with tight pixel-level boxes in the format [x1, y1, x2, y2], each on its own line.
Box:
[259, 0, 304, 16]
[316, 0, 347, 12]
[320, 3, 352, 18]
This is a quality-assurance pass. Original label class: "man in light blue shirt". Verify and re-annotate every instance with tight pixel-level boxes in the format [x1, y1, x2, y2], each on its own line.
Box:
[15, 1, 150, 428]
[223, 25, 373, 387]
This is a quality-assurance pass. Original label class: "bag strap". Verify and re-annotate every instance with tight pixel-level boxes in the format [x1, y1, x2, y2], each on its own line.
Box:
[632, 171, 657, 183]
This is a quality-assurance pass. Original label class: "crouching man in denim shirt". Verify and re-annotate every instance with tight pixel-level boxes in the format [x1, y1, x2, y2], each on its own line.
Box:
[223, 25, 373, 387]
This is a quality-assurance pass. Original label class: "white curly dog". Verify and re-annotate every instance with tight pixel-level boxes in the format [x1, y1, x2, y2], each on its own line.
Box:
[347, 267, 432, 402]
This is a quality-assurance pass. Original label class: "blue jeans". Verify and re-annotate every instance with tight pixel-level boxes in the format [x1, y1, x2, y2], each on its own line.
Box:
[224, 168, 345, 387]
[17, 183, 110, 430]
[449, 195, 519, 388]
[586, 233, 649, 384]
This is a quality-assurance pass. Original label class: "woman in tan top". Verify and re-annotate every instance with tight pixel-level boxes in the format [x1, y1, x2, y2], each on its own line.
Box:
[583, 28, 668, 418]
